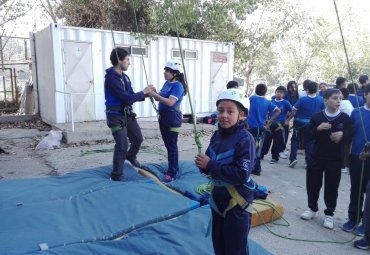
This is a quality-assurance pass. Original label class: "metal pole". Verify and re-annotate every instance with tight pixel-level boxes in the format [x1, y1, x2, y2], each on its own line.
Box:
[70, 94, 74, 132]
[13, 68, 18, 105]
[10, 68, 14, 102]
[0, 36, 7, 106]
[24, 39, 28, 60]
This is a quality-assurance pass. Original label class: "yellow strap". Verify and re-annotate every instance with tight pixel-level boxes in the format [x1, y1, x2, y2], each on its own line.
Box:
[209, 183, 253, 217]
[169, 127, 180, 132]
[226, 185, 253, 213]
[272, 122, 284, 132]
[110, 126, 121, 133]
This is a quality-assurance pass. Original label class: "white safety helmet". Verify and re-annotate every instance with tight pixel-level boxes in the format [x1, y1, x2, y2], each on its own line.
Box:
[164, 59, 183, 73]
[216, 89, 248, 109]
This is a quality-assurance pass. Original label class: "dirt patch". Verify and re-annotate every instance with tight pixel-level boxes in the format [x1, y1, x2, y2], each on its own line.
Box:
[0, 118, 52, 131]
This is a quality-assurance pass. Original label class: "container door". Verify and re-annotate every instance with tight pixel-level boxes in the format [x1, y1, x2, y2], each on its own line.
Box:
[210, 52, 229, 111]
[62, 41, 95, 122]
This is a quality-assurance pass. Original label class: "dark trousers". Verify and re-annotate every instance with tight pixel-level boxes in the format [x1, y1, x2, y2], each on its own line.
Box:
[306, 159, 342, 216]
[363, 181, 370, 240]
[159, 111, 182, 177]
[248, 127, 263, 174]
[107, 115, 143, 179]
[289, 128, 313, 165]
[348, 155, 370, 222]
[283, 125, 289, 149]
[212, 207, 251, 255]
[261, 124, 286, 160]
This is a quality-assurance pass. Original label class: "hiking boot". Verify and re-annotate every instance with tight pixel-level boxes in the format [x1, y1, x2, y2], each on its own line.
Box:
[323, 216, 334, 229]
[301, 209, 318, 220]
[354, 238, 370, 250]
[342, 220, 357, 232]
[289, 160, 298, 168]
[110, 175, 124, 181]
[126, 157, 141, 168]
[356, 224, 365, 237]
[270, 159, 278, 164]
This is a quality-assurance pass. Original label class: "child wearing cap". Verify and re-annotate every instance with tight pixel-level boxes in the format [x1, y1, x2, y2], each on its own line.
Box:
[149, 60, 187, 182]
[195, 89, 256, 255]
[300, 89, 352, 229]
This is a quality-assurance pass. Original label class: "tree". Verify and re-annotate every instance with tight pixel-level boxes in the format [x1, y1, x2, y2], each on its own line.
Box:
[0, 0, 32, 36]
[233, 0, 299, 93]
[38, 0, 60, 23]
[55, 0, 156, 32]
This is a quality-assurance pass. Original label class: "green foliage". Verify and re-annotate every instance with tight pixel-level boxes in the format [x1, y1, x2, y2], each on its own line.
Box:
[53, 0, 370, 88]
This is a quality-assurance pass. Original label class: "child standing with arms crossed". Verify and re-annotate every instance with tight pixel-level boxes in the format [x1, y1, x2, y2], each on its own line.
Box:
[150, 60, 186, 182]
[300, 89, 352, 229]
[195, 89, 256, 255]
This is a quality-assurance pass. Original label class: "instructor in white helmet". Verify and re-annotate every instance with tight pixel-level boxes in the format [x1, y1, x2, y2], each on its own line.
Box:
[149, 59, 187, 182]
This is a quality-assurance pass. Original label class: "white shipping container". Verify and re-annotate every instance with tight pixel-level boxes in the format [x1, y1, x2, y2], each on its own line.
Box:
[30, 24, 234, 126]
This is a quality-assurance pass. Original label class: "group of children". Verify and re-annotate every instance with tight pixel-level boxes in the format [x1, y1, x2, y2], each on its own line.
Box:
[245, 77, 370, 250]
[104, 47, 370, 254]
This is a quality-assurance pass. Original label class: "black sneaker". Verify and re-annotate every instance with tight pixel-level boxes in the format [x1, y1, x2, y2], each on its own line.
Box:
[270, 159, 278, 164]
[289, 160, 298, 168]
[342, 220, 357, 232]
[354, 238, 370, 250]
[356, 224, 365, 237]
[110, 175, 124, 181]
[126, 157, 141, 168]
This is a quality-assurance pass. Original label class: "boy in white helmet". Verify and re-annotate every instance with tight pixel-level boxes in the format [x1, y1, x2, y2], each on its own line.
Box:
[149, 59, 187, 182]
[195, 89, 256, 255]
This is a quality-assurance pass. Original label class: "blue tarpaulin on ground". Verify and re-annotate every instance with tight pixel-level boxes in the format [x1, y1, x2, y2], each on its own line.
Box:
[0, 161, 273, 255]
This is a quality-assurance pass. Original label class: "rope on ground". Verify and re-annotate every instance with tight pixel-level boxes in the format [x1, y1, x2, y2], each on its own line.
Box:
[195, 183, 357, 244]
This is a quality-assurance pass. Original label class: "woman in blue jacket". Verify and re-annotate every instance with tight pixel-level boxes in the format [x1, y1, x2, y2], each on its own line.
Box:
[150, 60, 187, 182]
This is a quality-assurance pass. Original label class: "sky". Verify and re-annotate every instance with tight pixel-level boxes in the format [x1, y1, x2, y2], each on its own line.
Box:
[4, 0, 370, 37]
[4, 2, 51, 38]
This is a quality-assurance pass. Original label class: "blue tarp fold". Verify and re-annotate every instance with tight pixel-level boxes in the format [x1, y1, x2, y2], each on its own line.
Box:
[0, 162, 273, 255]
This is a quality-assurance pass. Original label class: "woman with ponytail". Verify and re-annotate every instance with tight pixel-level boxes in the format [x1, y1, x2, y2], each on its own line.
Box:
[149, 59, 186, 182]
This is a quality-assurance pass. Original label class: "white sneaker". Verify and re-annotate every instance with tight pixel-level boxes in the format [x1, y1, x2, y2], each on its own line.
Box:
[279, 152, 288, 159]
[323, 216, 334, 229]
[341, 167, 348, 173]
[301, 209, 318, 220]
